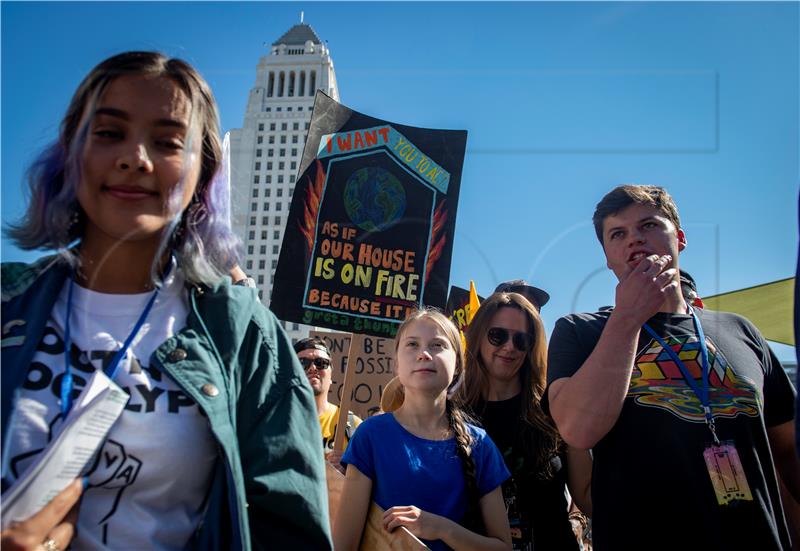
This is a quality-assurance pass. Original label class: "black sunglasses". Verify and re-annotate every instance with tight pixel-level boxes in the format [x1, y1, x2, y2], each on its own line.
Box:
[486, 327, 534, 352]
[299, 357, 332, 371]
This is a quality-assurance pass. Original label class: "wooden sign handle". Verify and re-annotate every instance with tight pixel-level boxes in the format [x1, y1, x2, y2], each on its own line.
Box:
[333, 332, 365, 452]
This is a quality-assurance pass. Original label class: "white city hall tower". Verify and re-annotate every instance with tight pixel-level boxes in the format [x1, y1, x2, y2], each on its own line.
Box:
[230, 21, 340, 342]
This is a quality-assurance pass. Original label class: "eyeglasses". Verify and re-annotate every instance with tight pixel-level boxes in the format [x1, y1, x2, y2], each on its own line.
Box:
[486, 327, 534, 352]
[299, 357, 332, 371]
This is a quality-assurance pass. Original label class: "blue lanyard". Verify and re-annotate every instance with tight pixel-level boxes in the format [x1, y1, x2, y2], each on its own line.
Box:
[642, 306, 720, 445]
[60, 268, 167, 416]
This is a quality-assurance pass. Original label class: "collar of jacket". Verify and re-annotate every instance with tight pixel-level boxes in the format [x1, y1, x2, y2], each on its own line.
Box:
[2, 255, 72, 439]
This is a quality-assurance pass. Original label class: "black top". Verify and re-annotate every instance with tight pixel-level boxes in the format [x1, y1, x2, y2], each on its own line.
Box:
[473, 394, 578, 551]
[548, 308, 796, 551]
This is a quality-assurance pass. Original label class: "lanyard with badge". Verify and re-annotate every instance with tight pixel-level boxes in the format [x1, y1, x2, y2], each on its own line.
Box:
[60, 264, 168, 416]
[642, 306, 753, 506]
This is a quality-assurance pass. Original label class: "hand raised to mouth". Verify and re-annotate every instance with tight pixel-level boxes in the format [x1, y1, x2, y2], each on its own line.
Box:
[614, 254, 679, 326]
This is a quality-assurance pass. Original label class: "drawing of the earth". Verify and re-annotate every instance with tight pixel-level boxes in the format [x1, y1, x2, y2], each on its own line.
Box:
[343, 167, 406, 232]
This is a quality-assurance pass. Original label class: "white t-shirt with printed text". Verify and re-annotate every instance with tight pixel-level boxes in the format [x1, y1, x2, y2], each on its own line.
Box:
[3, 270, 217, 550]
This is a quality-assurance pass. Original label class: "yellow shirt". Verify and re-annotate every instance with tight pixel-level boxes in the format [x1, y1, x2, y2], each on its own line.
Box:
[319, 406, 362, 451]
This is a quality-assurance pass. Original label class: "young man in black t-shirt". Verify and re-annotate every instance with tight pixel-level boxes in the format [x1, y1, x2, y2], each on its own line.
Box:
[546, 185, 799, 550]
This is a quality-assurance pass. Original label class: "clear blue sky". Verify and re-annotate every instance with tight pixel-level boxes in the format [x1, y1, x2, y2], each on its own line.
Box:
[2, 2, 797, 359]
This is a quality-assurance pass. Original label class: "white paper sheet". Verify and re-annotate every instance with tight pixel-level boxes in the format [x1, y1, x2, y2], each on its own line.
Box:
[1, 370, 129, 528]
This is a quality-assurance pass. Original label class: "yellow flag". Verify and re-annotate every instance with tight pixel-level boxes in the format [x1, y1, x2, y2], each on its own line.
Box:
[460, 281, 481, 352]
[467, 280, 481, 323]
[703, 277, 793, 346]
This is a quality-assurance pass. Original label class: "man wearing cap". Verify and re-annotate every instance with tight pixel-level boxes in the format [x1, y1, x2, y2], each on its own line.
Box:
[294, 338, 362, 466]
[546, 185, 799, 550]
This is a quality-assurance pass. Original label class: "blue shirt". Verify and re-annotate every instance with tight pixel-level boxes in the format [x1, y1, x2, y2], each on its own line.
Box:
[342, 412, 510, 551]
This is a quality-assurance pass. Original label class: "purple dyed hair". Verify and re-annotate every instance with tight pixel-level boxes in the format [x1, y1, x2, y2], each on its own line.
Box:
[6, 51, 241, 285]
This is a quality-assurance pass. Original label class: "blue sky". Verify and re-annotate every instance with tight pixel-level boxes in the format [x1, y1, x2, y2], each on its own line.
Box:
[2, 2, 797, 359]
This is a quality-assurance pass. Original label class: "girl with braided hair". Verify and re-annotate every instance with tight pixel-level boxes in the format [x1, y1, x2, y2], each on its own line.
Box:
[334, 309, 512, 551]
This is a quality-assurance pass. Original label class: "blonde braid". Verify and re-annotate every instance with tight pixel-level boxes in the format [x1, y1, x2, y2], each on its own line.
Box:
[447, 399, 483, 533]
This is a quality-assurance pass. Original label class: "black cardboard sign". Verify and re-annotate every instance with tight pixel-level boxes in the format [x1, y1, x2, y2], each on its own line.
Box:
[445, 285, 485, 334]
[271, 93, 467, 338]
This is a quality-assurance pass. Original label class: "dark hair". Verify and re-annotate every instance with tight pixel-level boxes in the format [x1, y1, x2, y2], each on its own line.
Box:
[394, 309, 482, 530]
[461, 292, 561, 478]
[6, 51, 240, 285]
[293, 336, 330, 355]
[592, 184, 681, 245]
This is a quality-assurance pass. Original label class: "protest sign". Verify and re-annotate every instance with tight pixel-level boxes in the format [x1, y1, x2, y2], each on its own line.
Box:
[311, 330, 394, 419]
[445, 285, 485, 335]
[326, 464, 428, 550]
[272, 93, 467, 338]
[361, 503, 429, 550]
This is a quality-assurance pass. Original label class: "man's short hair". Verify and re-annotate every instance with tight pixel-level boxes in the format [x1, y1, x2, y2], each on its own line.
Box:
[592, 185, 681, 245]
[293, 337, 330, 356]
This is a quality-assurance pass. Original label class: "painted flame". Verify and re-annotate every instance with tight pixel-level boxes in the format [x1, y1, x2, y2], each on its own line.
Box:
[298, 159, 326, 258]
[425, 200, 448, 284]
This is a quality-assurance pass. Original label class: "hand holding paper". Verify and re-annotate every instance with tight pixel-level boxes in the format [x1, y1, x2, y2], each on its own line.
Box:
[1, 370, 128, 532]
[0, 478, 82, 551]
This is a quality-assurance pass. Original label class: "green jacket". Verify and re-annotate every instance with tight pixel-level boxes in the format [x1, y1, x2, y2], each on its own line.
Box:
[1, 255, 333, 550]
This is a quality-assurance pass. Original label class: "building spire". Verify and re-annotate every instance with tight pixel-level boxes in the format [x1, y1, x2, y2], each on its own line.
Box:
[300, 11, 304, 24]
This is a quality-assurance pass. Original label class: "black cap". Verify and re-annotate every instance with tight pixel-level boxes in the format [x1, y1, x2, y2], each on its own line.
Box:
[494, 280, 550, 310]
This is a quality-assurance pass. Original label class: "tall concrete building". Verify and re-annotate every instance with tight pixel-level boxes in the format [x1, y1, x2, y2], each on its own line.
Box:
[230, 21, 340, 342]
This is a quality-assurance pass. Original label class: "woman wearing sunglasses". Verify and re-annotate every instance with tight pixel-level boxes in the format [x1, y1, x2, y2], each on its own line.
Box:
[461, 292, 592, 551]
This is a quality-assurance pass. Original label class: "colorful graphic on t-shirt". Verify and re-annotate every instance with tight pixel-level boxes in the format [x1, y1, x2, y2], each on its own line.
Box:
[629, 334, 759, 422]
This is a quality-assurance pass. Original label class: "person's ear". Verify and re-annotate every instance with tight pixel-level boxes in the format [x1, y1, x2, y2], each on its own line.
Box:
[677, 229, 687, 252]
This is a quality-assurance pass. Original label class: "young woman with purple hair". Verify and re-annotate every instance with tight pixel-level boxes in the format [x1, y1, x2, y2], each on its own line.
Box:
[1, 51, 331, 551]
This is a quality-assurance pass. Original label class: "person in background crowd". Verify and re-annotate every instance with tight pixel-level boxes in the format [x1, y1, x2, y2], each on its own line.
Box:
[334, 309, 512, 551]
[494, 280, 550, 312]
[294, 337, 362, 469]
[678, 269, 703, 309]
[547, 184, 799, 550]
[0, 51, 330, 551]
[462, 292, 592, 551]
